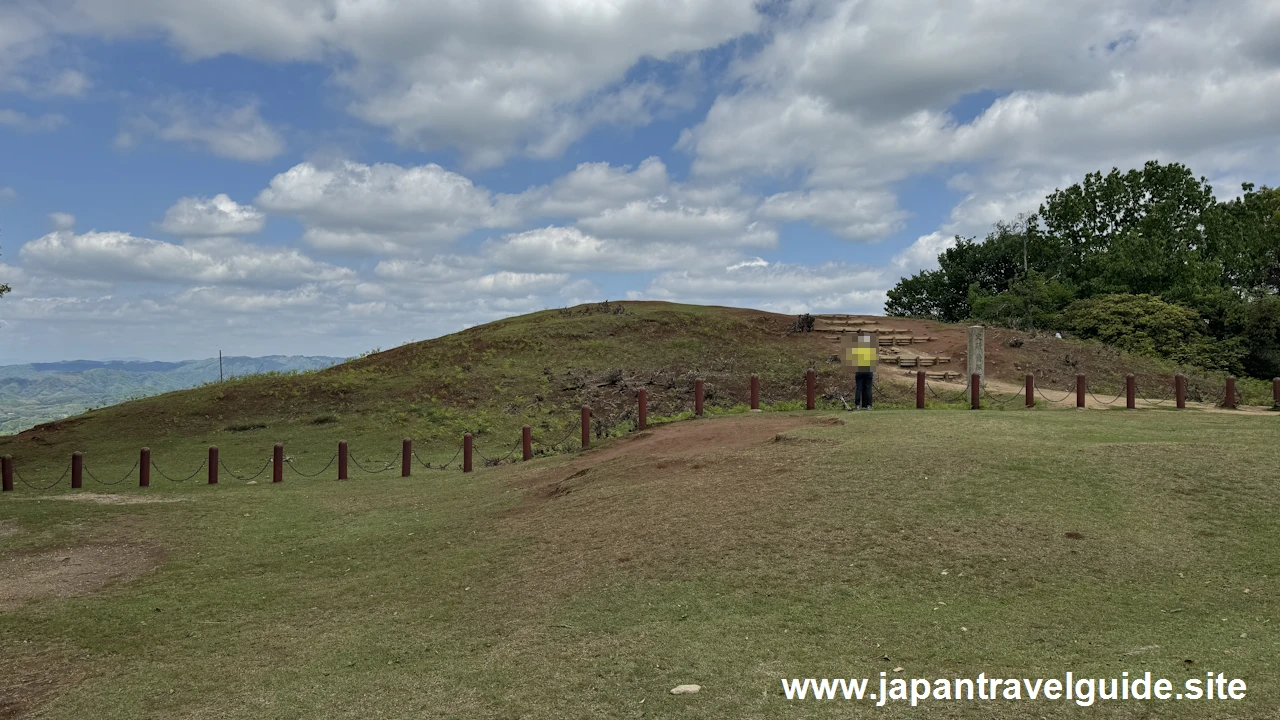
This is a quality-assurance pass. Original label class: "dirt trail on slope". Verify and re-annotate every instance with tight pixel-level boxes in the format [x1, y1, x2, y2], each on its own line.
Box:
[513, 413, 843, 507]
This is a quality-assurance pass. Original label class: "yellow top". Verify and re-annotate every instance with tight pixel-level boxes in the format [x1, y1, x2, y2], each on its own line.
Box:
[851, 346, 877, 369]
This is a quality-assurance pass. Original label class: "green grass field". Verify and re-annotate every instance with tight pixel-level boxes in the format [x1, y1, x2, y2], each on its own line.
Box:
[3, 407, 1278, 719]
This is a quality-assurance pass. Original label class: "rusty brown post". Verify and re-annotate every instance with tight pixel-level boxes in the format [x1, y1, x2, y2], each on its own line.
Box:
[1076, 374, 1086, 408]
[1126, 374, 1136, 409]
[581, 405, 591, 449]
[338, 440, 348, 480]
[207, 446, 218, 485]
[750, 374, 760, 410]
[402, 439, 411, 478]
[463, 433, 473, 472]
[806, 369, 817, 410]
[1025, 374, 1035, 408]
[1225, 376, 1237, 409]
[695, 379, 704, 416]
[1273, 377, 1279, 408]
[139, 448, 150, 487]
[970, 373, 980, 410]
[2, 456, 11, 492]
[637, 388, 648, 430]
[72, 451, 83, 488]
[1176, 374, 1186, 409]
[522, 425, 532, 461]
[273, 444, 283, 483]
[916, 370, 926, 409]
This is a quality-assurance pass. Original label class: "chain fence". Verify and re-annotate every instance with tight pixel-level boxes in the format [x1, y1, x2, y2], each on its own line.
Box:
[1036, 386, 1076, 404]
[14, 463, 71, 490]
[284, 453, 338, 478]
[349, 452, 398, 474]
[150, 458, 207, 483]
[473, 440, 521, 466]
[981, 386, 1026, 408]
[413, 442, 463, 471]
[1087, 387, 1126, 406]
[84, 459, 139, 486]
[4, 371, 1274, 494]
[219, 457, 273, 482]
[926, 374, 972, 403]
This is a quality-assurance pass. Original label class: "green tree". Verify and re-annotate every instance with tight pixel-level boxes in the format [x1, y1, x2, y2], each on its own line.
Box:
[969, 270, 1075, 331]
[1060, 294, 1246, 372]
[1207, 184, 1280, 294]
[1036, 160, 1219, 301]
[1228, 294, 1280, 379]
[885, 216, 1045, 322]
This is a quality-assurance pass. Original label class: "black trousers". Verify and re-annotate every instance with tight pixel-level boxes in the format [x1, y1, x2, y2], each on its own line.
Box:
[854, 372, 873, 407]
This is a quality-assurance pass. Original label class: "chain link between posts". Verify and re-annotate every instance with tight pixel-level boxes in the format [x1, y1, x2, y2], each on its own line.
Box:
[14, 463, 71, 490]
[150, 458, 207, 483]
[219, 457, 273, 482]
[413, 442, 463, 471]
[1087, 388, 1126, 406]
[284, 453, 337, 478]
[349, 452, 397, 474]
[925, 374, 972, 403]
[84, 459, 140, 486]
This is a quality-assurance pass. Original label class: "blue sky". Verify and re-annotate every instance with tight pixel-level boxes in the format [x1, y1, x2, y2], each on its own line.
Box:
[2, 0, 1279, 364]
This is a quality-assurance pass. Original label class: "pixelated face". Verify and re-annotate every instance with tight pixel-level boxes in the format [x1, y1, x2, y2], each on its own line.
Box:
[841, 333, 878, 372]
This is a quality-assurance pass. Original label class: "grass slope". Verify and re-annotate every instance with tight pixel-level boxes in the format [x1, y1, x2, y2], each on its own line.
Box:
[3, 301, 1266, 488]
[2, 409, 1277, 718]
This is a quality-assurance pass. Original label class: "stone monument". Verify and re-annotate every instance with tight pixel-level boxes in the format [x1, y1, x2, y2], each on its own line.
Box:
[967, 325, 985, 388]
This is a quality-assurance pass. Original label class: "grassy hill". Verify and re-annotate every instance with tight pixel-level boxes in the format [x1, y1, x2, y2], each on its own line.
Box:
[0, 301, 1270, 485]
[0, 355, 344, 435]
[3, 301, 1279, 717]
[3, 410, 1278, 718]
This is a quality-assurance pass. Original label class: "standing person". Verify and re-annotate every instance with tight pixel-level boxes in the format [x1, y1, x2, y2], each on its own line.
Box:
[852, 333, 877, 409]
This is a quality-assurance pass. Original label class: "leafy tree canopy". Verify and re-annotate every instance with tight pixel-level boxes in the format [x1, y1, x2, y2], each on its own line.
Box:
[887, 161, 1280, 378]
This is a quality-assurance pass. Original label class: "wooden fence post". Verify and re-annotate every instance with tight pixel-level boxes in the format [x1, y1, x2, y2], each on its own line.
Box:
[139, 448, 150, 487]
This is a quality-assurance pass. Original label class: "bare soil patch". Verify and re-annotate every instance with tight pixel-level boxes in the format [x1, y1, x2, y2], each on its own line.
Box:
[0, 519, 19, 538]
[32, 492, 187, 505]
[513, 414, 839, 506]
[0, 543, 167, 612]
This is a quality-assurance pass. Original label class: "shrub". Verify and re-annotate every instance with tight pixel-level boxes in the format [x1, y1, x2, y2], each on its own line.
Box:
[1060, 294, 1246, 372]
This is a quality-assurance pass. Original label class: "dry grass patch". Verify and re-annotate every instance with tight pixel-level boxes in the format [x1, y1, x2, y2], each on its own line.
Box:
[0, 543, 166, 612]
[32, 493, 188, 506]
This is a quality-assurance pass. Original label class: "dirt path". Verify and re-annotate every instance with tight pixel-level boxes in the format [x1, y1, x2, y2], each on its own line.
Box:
[912, 375, 1275, 414]
[513, 413, 843, 505]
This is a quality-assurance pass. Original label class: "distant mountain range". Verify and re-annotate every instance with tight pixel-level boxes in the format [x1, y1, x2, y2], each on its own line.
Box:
[0, 355, 346, 435]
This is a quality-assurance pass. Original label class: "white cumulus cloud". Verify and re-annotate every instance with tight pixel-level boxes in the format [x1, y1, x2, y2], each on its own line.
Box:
[159, 194, 265, 237]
